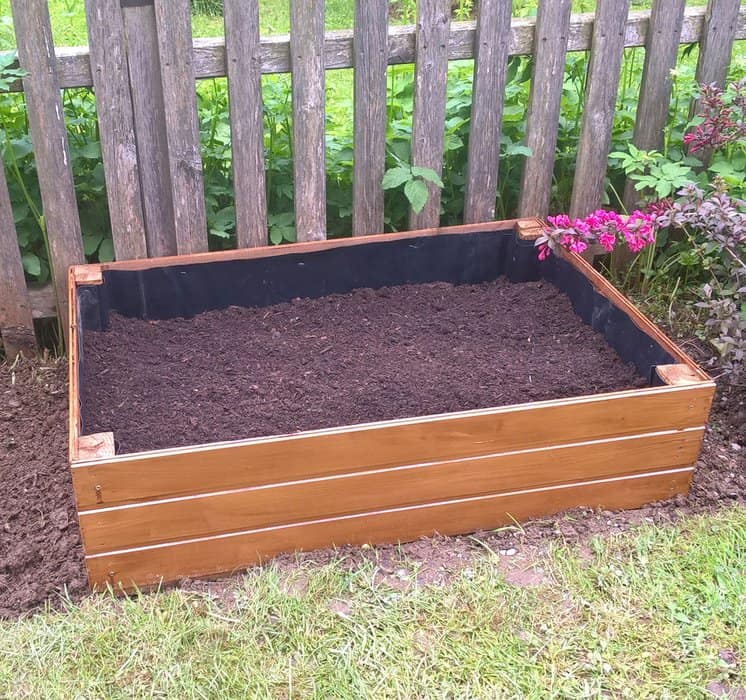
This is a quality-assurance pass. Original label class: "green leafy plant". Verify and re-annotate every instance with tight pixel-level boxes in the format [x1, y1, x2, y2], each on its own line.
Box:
[381, 164, 444, 215]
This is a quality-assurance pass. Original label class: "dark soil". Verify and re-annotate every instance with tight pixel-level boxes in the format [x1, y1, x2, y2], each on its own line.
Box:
[0, 286, 743, 619]
[0, 359, 87, 618]
[82, 279, 647, 454]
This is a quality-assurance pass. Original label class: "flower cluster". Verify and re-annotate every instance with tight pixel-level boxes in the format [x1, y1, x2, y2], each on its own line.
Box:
[683, 79, 746, 153]
[536, 209, 656, 260]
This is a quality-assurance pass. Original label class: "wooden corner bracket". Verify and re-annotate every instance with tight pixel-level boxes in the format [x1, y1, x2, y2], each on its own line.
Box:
[71, 264, 103, 285]
[515, 218, 545, 241]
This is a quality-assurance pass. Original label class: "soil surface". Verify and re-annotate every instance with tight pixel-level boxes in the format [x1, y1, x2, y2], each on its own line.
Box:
[0, 352, 743, 619]
[82, 279, 647, 454]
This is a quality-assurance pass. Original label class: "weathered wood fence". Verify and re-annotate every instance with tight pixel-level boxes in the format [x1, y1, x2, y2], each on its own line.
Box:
[1, 0, 745, 357]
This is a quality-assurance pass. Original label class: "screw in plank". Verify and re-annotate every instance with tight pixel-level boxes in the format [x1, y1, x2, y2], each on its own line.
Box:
[95, 485, 103, 503]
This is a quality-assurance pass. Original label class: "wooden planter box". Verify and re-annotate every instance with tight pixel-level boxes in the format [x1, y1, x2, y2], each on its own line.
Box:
[68, 220, 715, 591]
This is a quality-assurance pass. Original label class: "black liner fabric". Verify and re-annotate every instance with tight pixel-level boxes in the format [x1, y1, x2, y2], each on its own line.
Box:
[77, 227, 674, 432]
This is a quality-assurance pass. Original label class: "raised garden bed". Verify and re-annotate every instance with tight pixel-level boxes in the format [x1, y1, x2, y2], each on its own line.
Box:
[68, 219, 715, 591]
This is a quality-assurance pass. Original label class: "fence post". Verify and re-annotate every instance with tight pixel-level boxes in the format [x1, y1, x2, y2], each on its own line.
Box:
[0, 163, 35, 358]
[290, 0, 327, 242]
[225, 0, 268, 248]
[570, 0, 631, 221]
[518, 0, 572, 219]
[622, 0, 686, 212]
[85, 0, 148, 261]
[463, 0, 512, 224]
[409, 0, 451, 230]
[153, 0, 208, 254]
[352, 0, 388, 236]
[11, 0, 84, 345]
[122, 2, 178, 257]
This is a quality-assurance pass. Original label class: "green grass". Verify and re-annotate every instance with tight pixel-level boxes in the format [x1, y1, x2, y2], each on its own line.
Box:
[1, 507, 744, 697]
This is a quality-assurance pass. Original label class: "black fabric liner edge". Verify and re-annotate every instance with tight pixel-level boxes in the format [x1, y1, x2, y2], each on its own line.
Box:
[76, 227, 675, 437]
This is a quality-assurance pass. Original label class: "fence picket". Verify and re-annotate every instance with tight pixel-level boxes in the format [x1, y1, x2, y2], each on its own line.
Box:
[570, 0, 631, 219]
[410, 0, 451, 230]
[694, 0, 740, 99]
[153, 0, 208, 254]
[463, 0, 512, 224]
[10, 0, 84, 342]
[0, 163, 35, 358]
[518, 0, 572, 218]
[224, 0, 267, 248]
[290, 0, 326, 242]
[623, 0, 686, 211]
[352, 0, 388, 236]
[122, 4, 177, 257]
[84, 0, 147, 261]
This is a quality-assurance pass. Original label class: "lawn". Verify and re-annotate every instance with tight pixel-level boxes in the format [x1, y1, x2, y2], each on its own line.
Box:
[0, 508, 743, 696]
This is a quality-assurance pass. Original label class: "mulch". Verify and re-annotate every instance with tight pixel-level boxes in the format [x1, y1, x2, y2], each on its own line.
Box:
[0, 281, 743, 618]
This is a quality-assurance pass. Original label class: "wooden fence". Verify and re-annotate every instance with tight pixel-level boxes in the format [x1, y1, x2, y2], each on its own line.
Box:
[1, 0, 745, 358]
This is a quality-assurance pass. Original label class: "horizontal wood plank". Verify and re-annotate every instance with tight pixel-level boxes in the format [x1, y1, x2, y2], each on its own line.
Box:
[78, 428, 703, 554]
[4, 6, 740, 91]
[86, 468, 693, 590]
[72, 383, 713, 508]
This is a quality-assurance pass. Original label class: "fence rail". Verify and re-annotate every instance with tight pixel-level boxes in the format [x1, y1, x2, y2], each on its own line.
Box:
[1, 0, 745, 357]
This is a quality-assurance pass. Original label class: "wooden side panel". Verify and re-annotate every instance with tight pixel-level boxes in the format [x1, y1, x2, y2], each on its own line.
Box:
[84, 0, 147, 262]
[409, 0, 451, 230]
[569, 0, 631, 219]
[78, 429, 703, 554]
[72, 383, 713, 508]
[352, 0, 388, 236]
[622, 0, 686, 211]
[290, 0, 326, 242]
[122, 4, 177, 257]
[0, 161, 36, 358]
[153, 0, 208, 254]
[224, 0, 267, 248]
[463, 0, 512, 224]
[86, 468, 694, 590]
[10, 0, 84, 343]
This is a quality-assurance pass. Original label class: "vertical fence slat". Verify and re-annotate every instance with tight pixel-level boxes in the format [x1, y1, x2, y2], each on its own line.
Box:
[352, 0, 388, 236]
[225, 0, 267, 248]
[153, 0, 208, 254]
[290, 0, 326, 242]
[691, 0, 740, 118]
[11, 0, 84, 342]
[569, 0, 631, 220]
[463, 0, 511, 224]
[518, 0, 572, 218]
[622, 0, 686, 210]
[85, 0, 147, 260]
[0, 164, 35, 358]
[122, 4, 177, 257]
[409, 0, 451, 230]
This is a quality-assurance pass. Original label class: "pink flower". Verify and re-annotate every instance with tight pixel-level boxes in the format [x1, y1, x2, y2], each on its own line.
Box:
[598, 230, 617, 252]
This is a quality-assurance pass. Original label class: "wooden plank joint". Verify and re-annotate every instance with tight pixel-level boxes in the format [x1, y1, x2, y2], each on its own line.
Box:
[655, 364, 704, 387]
[515, 218, 544, 240]
[76, 432, 116, 462]
[71, 264, 104, 285]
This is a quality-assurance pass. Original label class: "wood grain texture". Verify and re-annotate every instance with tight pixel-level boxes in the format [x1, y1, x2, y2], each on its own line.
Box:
[71, 382, 712, 508]
[4, 6, 744, 92]
[84, 0, 147, 261]
[569, 0, 631, 219]
[87, 468, 693, 590]
[622, 0, 686, 211]
[0, 162, 36, 358]
[153, 0, 208, 254]
[290, 0, 326, 242]
[10, 0, 84, 344]
[352, 0, 388, 236]
[78, 428, 703, 554]
[224, 0, 267, 248]
[122, 4, 177, 257]
[68, 268, 80, 460]
[409, 0, 451, 230]
[463, 0, 512, 224]
[694, 0, 740, 94]
[518, 0, 572, 218]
